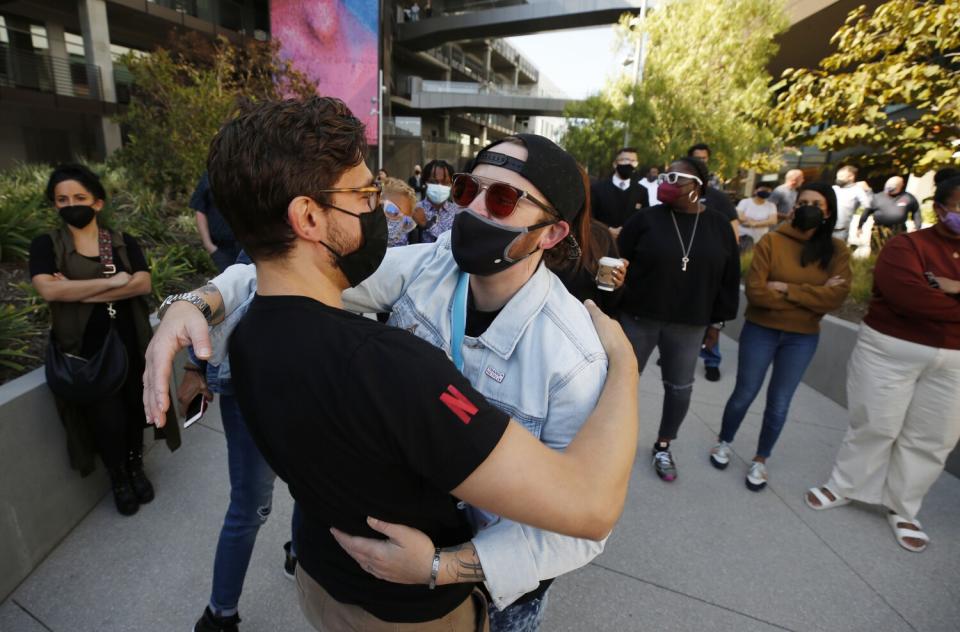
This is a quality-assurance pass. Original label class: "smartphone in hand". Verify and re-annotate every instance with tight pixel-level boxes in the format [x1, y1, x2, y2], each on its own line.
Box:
[184, 393, 208, 428]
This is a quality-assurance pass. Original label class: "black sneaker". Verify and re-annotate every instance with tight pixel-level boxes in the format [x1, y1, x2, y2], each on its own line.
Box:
[705, 366, 721, 382]
[283, 541, 297, 581]
[108, 465, 139, 516]
[652, 444, 677, 482]
[127, 449, 155, 504]
[194, 607, 240, 632]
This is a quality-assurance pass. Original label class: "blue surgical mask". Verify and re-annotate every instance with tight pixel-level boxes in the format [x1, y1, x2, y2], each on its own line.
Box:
[426, 183, 450, 205]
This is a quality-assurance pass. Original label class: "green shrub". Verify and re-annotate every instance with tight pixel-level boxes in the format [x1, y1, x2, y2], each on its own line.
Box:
[0, 163, 58, 262]
[849, 255, 876, 304]
[0, 304, 41, 372]
[12, 281, 49, 322]
[739, 250, 754, 278]
[147, 245, 194, 307]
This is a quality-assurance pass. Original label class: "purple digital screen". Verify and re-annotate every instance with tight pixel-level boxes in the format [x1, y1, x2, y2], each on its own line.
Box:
[271, 0, 379, 144]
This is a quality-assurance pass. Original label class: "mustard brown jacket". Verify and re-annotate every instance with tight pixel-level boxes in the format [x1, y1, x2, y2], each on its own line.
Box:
[744, 224, 852, 334]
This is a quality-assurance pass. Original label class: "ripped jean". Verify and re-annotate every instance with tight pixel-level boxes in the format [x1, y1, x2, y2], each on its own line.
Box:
[620, 315, 705, 441]
[489, 592, 549, 632]
[209, 393, 280, 617]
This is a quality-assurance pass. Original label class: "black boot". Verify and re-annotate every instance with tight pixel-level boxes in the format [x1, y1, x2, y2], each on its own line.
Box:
[108, 465, 140, 516]
[127, 449, 155, 504]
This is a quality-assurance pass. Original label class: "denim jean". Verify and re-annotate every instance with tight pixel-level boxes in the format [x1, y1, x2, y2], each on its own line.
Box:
[699, 336, 722, 368]
[208, 393, 279, 617]
[719, 321, 820, 458]
[489, 592, 549, 632]
[619, 315, 705, 441]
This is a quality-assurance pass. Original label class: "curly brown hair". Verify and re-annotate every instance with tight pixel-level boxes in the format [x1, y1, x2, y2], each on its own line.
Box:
[207, 97, 367, 262]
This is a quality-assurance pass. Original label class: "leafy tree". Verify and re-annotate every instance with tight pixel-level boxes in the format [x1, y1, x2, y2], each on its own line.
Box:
[111, 33, 317, 197]
[562, 0, 789, 179]
[769, 0, 960, 172]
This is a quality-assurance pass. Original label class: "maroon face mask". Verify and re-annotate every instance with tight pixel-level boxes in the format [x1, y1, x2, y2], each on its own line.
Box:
[657, 182, 684, 205]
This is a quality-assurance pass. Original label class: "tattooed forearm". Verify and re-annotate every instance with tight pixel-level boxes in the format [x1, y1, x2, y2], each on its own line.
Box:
[196, 283, 226, 324]
[438, 542, 486, 585]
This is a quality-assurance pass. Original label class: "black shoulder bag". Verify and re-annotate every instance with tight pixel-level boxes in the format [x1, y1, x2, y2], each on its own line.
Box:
[45, 229, 129, 404]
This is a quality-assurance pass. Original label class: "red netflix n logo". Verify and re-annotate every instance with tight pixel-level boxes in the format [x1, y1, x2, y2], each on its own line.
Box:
[439, 385, 479, 425]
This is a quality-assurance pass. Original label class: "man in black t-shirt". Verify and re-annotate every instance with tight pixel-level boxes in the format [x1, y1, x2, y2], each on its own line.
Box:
[856, 176, 921, 253]
[150, 97, 638, 631]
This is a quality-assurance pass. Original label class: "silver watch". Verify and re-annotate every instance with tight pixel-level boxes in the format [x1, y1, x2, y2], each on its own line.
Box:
[158, 292, 213, 322]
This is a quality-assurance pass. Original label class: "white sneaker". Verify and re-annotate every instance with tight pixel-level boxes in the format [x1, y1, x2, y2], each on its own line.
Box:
[746, 461, 768, 492]
[709, 441, 732, 470]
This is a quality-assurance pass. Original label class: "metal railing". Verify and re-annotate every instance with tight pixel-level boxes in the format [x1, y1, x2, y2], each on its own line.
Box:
[383, 116, 423, 136]
[424, 44, 490, 82]
[419, 78, 564, 99]
[489, 112, 514, 129]
[488, 38, 538, 82]
[456, 111, 516, 133]
[145, 0, 247, 31]
[0, 45, 103, 100]
[425, 41, 538, 85]
[441, 0, 528, 15]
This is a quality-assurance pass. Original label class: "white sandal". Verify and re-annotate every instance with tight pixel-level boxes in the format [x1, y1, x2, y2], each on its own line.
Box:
[804, 486, 850, 511]
[887, 513, 929, 553]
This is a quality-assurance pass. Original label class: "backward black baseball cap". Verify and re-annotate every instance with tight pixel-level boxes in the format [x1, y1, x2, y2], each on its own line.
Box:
[470, 133, 585, 223]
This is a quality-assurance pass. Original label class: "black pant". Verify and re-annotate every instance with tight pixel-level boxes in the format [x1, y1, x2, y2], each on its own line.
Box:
[81, 344, 146, 470]
[619, 314, 705, 442]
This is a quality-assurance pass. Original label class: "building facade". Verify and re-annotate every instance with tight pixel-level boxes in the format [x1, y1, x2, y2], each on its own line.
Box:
[0, 0, 267, 170]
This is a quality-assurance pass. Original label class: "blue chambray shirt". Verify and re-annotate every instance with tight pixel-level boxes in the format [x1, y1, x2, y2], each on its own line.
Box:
[209, 232, 609, 609]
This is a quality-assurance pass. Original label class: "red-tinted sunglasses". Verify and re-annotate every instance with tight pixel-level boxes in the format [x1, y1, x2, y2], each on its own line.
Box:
[452, 173, 560, 220]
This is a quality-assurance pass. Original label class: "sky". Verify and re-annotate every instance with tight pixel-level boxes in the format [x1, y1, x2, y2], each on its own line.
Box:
[505, 26, 626, 100]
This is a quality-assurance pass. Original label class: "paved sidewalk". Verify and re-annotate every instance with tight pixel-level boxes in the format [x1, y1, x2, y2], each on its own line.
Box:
[2, 334, 959, 632]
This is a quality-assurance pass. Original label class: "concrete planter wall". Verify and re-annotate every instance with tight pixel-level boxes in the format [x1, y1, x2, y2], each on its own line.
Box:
[725, 289, 960, 479]
[0, 316, 183, 602]
[0, 367, 111, 601]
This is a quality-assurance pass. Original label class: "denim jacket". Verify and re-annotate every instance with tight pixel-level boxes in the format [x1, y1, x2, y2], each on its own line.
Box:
[209, 232, 608, 609]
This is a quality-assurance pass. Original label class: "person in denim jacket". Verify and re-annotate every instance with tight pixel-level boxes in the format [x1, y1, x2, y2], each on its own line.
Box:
[153, 135, 611, 632]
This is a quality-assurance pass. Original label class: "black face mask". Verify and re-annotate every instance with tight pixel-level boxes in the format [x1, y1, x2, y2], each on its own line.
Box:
[451, 209, 555, 276]
[615, 164, 635, 180]
[792, 205, 825, 231]
[320, 205, 388, 287]
[756, 190, 772, 199]
[59, 204, 97, 229]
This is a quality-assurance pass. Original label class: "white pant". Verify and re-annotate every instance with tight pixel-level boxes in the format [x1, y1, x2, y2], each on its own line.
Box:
[827, 324, 960, 520]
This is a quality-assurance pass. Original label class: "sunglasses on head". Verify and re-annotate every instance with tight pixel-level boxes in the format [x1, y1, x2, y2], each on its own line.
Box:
[657, 172, 703, 186]
[452, 173, 560, 220]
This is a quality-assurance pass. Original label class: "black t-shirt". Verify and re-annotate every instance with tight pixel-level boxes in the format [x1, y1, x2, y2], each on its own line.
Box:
[228, 295, 510, 623]
[29, 232, 149, 358]
[617, 205, 740, 325]
[703, 186, 738, 222]
[859, 191, 920, 228]
[465, 292, 501, 337]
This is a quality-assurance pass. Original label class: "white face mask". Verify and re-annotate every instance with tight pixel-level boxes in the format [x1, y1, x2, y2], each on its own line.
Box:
[426, 183, 450, 204]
